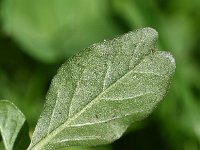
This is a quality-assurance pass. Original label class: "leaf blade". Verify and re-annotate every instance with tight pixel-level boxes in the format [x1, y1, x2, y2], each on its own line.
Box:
[0, 100, 30, 150]
[29, 28, 175, 150]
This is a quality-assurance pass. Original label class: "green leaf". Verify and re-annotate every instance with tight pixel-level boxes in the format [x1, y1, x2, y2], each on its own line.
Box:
[58, 145, 111, 150]
[0, 100, 30, 150]
[1, 0, 122, 63]
[28, 28, 176, 150]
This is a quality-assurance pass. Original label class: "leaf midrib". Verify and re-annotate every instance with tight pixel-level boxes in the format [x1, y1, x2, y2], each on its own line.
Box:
[30, 51, 154, 150]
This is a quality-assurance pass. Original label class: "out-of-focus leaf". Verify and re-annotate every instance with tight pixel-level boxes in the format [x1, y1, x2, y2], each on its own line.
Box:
[28, 28, 175, 150]
[111, 0, 160, 28]
[0, 100, 30, 150]
[0, 0, 122, 63]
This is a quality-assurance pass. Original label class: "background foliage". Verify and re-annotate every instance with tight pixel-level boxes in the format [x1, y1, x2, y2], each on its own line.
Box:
[0, 0, 200, 150]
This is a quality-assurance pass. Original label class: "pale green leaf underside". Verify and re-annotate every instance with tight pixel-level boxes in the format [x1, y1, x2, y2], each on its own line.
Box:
[28, 28, 176, 150]
[0, 100, 26, 150]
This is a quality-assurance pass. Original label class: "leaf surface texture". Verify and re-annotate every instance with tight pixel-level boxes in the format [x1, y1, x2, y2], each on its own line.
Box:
[28, 28, 176, 149]
[0, 100, 30, 150]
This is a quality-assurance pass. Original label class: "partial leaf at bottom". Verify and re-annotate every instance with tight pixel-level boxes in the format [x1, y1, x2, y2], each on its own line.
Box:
[0, 100, 30, 150]
[28, 27, 176, 150]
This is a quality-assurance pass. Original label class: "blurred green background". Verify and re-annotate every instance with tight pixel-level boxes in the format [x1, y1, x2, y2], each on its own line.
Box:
[0, 0, 200, 149]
